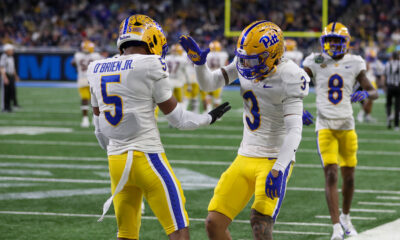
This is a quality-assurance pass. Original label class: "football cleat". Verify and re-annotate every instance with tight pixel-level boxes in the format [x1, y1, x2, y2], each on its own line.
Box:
[81, 116, 90, 128]
[235, 21, 284, 80]
[331, 223, 344, 240]
[320, 22, 350, 58]
[340, 213, 358, 237]
[117, 14, 168, 58]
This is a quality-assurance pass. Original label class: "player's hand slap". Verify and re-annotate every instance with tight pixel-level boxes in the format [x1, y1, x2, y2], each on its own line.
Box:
[265, 170, 283, 200]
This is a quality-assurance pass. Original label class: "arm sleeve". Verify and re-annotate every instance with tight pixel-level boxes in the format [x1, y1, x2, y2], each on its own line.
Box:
[195, 58, 238, 92]
[153, 76, 173, 103]
[272, 106, 303, 172]
[93, 114, 109, 150]
[302, 53, 316, 77]
[165, 103, 212, 130]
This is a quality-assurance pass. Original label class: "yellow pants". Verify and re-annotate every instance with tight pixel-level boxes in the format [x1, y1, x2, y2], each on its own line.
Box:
[78, 86, 90, 100]
[316, 129, 358, 167]
[173, 87, 183, 102]
[200, 88, 222, 101]
[184, 83, 200, 99]
[208, 155, 293, 221]
[108, 151, 189, 239]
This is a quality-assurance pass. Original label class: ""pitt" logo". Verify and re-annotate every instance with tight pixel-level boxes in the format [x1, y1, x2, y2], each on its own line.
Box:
[259, 34, 279, 48]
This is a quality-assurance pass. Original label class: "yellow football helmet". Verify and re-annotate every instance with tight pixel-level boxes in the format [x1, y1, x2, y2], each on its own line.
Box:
[171, 43, 183, 55]
[117, 14, 168, 58]
[320, 22, 350, 58]
[235, 21, 284, 80]
[284, 39, 297, 51]
[209, 40, 222, 52]
[81, 40, 95, 53]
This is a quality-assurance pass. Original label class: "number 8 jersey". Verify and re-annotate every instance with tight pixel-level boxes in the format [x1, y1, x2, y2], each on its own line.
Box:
[303, 53, 366, 130]
[87, 54, 171, 155]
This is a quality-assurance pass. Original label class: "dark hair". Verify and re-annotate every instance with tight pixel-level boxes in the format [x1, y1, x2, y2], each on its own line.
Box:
[120, 41, 150, 53]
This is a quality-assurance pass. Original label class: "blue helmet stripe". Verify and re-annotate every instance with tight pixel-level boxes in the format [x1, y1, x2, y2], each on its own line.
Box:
[331, 22, 336, 33]
[122, 17, 130, 34]
[240, 20, 269, 49]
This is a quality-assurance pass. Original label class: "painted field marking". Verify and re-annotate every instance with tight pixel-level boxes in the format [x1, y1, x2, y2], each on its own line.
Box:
[315, 215, 377, 220]
[1, 158, 400, 173]
[346, 218, 400, 240]
[1, 140, 399, 156]
[0, 127, 73, 135]
[348, 208, 396, 213]
[358, 201, 400, 207]
[0, 169, 52, 176]
[0, 183, 43, 188]
[0, 188, 110, 200]
[0, 210, 330, 235]
[377, 196, 400, 200]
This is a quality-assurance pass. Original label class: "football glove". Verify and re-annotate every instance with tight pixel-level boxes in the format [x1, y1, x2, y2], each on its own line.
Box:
[265, 170, 284, 200]
[208, 102, 231, 124]
[302, 110, 314, 126]
[350, 90, 369, 103]
[179, 35, 210, 65]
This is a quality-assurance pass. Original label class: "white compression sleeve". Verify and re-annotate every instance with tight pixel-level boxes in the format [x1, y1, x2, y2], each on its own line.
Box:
[272, 114, 303, 173]
[93, 114, 109, 150]
[165, 103, 212, 130]
[195, 64, 227, 92]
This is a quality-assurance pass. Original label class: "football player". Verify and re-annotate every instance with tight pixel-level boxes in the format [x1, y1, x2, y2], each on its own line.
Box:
[180, 21, 310, 240]
[283, 39, 303, 66]
[87, 14, 231, 240]
[71, 40, 103, 127]
[302, 22, 378, 240]
[200, 40, 229, 112]
[183, 62, 200, 113]
[165, 44, 189, 103]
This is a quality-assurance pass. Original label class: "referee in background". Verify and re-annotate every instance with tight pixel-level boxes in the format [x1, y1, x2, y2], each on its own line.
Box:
[385, 47, 400, 130]
[0, 44, 20, 113]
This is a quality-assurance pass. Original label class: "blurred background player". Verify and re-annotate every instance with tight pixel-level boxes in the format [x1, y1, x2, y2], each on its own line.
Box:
[303, 22, 378, 240]
[384, 48, 400, 130]
[283, 39, 303, 66]
[71, 40, 103, 128]
[183, 62, 200, 113]
[88, 14, 230, 240]
[166, 44, 188, 105]
[200, 40, 229, 112]
[0, 43, 20, 112]
[355, 49, 384, 123]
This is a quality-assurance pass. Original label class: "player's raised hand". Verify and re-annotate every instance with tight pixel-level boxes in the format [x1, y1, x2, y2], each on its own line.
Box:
[179, 35, 210, 65]
[350, 90, 369, 103]
[208, 102, 231, 124]
[265, 170, 283, 200]
[302, 109, 314, 126]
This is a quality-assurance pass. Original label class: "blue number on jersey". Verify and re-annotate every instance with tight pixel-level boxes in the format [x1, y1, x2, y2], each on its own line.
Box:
[101, 74, 123, 126]
[328, 74, 343, 104]
[243, 90, 260, 131]
[159, 57, 167, 71]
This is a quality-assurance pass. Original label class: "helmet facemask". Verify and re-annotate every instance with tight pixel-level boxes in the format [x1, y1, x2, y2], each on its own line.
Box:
[235, 49, 271, 80]
[321, 35, 348, 58]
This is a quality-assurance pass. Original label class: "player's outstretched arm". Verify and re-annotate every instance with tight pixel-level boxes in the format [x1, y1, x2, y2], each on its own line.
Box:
[159, 96, 231, 130]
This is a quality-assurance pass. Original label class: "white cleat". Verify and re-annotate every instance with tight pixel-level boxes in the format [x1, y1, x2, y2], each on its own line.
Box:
[340, 213, 358, 237]
[331, 223, 344, 240]
[80, 117, 90, 128]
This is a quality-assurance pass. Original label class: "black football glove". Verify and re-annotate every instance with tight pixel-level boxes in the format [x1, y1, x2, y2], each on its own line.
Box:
[208, 102, 231, 124]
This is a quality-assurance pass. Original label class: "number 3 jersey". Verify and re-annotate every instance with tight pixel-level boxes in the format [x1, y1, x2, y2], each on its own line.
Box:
[303, 53, 366, 131]
[224, 57, 310, 158]
[87, 54, 172, 155]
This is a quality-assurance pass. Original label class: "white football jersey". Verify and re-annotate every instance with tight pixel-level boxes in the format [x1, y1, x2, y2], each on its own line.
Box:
[165, 54, 188, 88]
[223, 58, 310, 158]
[73, 52, 103, 87]
[87, 54, 172, 155]
[283, 50, 304, 66]
[303, 53, 366, 131]
[207, 51, 229, 70]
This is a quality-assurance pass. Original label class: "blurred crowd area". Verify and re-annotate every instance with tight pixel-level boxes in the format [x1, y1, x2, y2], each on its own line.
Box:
[0, 0, 399, 60]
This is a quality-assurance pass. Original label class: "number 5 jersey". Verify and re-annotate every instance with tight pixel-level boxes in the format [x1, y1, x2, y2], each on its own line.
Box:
[303, 53, 366, 131]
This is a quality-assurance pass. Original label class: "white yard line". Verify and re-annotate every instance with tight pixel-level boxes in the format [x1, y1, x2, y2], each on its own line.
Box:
[377, 196, 400, 200]
[1, 140, 399, 156]
[0, 183, 43, 188]
[0, 210, 330, 235]
[346, 218, 400, 240]
[0, 188, 110, 200]
[348, 208, 396, 213]
[0, 162, 107, 169]
[0, 169, 52, 176]
[0, 154, 106, 161]
[315, 215, 377, 220]
[358, 201, 400, 207]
